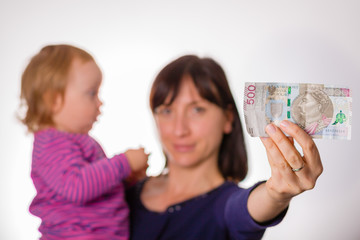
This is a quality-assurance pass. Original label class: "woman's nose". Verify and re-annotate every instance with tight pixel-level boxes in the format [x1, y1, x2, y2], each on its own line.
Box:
[174, 113, 190, 137]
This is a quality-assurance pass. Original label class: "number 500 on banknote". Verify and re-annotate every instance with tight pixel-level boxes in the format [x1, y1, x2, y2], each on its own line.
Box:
[243, 82, 352, 140]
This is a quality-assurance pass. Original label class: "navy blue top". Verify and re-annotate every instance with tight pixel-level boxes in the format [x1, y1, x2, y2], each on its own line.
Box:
[127, 180, 287, 240]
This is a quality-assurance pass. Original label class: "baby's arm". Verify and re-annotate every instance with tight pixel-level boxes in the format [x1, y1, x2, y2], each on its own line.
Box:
[33, 135, 133, 204]
[124, 148, 149, 186]
[125, 148, 149, 173]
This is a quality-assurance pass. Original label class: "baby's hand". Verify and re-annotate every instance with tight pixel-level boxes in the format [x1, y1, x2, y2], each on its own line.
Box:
[125, 148, 149, 172]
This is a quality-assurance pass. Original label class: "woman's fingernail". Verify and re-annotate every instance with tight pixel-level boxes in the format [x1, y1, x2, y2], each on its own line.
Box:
[266, 124, 276, 134]
[280, 120, 290, 128]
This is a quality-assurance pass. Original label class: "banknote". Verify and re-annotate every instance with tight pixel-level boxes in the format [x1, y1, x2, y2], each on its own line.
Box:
[243, 82, 352, 140]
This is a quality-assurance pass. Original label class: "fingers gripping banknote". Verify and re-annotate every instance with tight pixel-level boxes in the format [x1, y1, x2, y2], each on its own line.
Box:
[243, 82, 352, 140]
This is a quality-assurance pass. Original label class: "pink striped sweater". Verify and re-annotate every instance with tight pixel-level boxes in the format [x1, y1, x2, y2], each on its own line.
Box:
[29, 128, 131, 240]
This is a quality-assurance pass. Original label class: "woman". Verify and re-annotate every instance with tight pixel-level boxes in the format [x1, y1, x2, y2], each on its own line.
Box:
[127, 55, 323, 240]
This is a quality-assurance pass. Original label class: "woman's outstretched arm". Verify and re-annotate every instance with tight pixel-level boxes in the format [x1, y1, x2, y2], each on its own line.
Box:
[248, 120, 323, 223]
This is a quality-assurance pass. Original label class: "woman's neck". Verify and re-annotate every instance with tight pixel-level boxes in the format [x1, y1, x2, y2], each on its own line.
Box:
[141, 160, 225, 212]
[165, 161, 225, 197]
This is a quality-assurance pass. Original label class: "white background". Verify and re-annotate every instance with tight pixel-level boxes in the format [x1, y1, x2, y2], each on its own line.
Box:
[1, 1, 359, 239]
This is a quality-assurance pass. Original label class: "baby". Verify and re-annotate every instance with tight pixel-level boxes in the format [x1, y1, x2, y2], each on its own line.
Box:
[19, 44, 148, 239]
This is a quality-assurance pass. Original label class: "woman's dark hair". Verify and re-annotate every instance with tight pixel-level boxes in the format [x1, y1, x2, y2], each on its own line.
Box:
[150, 55, 248, 182]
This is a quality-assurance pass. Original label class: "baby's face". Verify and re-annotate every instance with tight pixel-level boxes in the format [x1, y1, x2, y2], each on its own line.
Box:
[52, 58, 103, 134]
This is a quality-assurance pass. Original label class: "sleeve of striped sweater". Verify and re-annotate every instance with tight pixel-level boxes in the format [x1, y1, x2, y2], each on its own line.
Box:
[32, 132, 131, 205]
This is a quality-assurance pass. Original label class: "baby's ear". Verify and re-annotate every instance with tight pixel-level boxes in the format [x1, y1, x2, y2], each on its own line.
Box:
[44, 91, 62, 113]
[52, 94, 63, 113]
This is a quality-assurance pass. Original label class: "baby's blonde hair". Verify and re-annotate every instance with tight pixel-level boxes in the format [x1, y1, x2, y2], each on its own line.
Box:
[20, 44, 94, 132]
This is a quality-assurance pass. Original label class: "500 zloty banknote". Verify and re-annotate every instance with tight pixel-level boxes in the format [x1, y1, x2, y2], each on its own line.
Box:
[243, 82, 352, 140]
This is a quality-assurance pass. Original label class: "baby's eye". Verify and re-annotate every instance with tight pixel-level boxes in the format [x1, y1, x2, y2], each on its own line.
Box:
[88, 90, 97, 97]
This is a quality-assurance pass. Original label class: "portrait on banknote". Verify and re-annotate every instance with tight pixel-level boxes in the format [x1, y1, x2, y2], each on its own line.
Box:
[291, 89, 333, 135]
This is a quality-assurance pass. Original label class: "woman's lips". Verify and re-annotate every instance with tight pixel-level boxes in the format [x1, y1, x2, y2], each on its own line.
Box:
[173, 144, 195, 152]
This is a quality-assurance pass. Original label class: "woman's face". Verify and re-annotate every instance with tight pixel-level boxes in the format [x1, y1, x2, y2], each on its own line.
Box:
[154, 76, 233, 169]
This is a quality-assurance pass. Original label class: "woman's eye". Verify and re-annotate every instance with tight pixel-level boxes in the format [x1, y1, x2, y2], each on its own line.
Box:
[156, 107, 172, 115]
[192, 106, 206, 114]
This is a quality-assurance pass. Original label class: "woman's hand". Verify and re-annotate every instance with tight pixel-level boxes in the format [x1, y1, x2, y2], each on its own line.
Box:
[261, 120, 323, 203]
[248, 120, 323, 223]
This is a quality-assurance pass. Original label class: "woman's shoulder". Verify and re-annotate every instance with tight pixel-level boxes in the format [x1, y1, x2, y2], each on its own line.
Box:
[142, 175, 167, 196]
[126, 176, 162, 211]
[126, 176, 162, 196]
